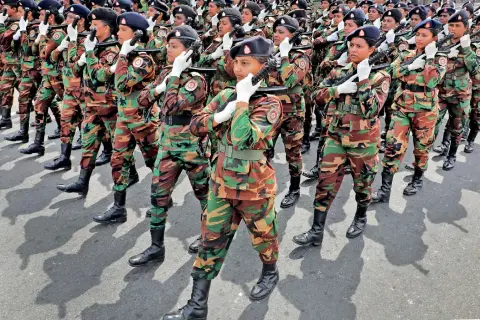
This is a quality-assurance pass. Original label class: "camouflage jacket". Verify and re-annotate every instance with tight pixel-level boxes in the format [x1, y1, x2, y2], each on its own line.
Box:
[52, 30, 87, 90]
[20, 23, 41, 72]
[190, 88, 282, 200]
[32, 28, 66, 76]
[0, 21, 19, 66]
[147, 26, 168, 73]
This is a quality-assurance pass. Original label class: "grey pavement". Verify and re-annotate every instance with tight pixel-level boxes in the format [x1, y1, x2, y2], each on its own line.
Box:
[0, 114, 479, 320]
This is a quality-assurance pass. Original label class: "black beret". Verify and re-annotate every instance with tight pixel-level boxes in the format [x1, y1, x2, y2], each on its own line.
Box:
[16, 0, 37, 10]
[369, 4, 385, 14]
[273, 15, 299, 32]
[148, 0, 169, 14]
[291, 0, 307, 10]
[37, 0, 62, 11]
[384, 0, 399, 6]
[412, 17, 442, 33]
[172, 0, 190, 5]
[230, 36, 273, 58]
[113, 0, 132, 11]
[358, 0, 374, 6]
[329, 0, 345, 10]
[432, 0, 439, 3]
[288, 9, 307, 19]
[343, 8, 366, 25]
[346, 25, 380, 42]
[243, 1, 261, 16]
[1, 0, 18, 5]
[89, 7, 118, 25]
[394, 3, 407, 10]
[91, 0, 106, 6]
[332, 4, 350, 15]
[408, 6, 427, 20]
[448, 9, 469, 23]
[173, 5, 196, 20]
[218, 7, 242, 21]
[439, 7, 455, 15]
[211, 0, 226, 7]
[117, 11, 148, 31]
[462, 2, 474, 14]
[381, 8, 402, 22]
[65, 4, 91, 19]
[407, 0, 418, 6]
[167, 25, 199, 42]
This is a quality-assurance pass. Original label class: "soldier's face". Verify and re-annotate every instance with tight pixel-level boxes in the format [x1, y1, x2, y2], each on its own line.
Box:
[117, 25, 135, 44]
[344, 20, 359, 36]
[332, 13, 343, 25]
[65, 13, 76, 25]
[174, 13, 187, 26]
[361, 4, 369, 14]
[368, 9, 380, 21]
[386, 4, 394, 9]
[348, 37, 375, 64]
[92, 20, 110, 40]
[218, 17, 233, 36]
[448, 22, 467, 40]
[273, 26, 293, 46]
[233, 56, 264, 81]
[347, 1, 356, 9]
[167, 39, 187, 64]
[415, 29, 435, 51]
[291, 4, 299, 10]
[409, 14, 422, 28]
[381, 17, 397, 32]
[321, 1, 329, 10]
[147, 7, 158, 19]
[4, 5, 16, 17]
[439, 13, 450, 25]
[433, 3, 439, 10]
[241, 8, 253, 24]
[208, 3, 219, 16]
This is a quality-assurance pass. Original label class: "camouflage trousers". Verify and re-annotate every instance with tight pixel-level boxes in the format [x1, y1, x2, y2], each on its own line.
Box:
[303, 86, 315, 140]
[111, 115, 159, 192]
[60, 89, 84, 144]
[192, 190, 278, 280]
[382, 109, 438, 173]
[314, 125, 379, 212]
[34, 75, 64, 132]
[0, 64, 21, 109]
[468, 101, 480, 132]
[17, 69, 42, 123]
[80, 103, 117, 170]
[434, 97, 471, 145]
[273, 114, 304, 178]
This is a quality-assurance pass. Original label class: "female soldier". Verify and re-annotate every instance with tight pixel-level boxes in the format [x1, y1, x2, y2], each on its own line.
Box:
[241, 1, 265, 37]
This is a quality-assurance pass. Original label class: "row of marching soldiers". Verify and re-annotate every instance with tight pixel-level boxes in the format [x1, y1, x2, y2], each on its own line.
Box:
[0, 0, 479, 318]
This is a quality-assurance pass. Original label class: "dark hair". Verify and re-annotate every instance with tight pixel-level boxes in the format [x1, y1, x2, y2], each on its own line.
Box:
[179, 38, 196, 48]
[365, 38, 376, 47]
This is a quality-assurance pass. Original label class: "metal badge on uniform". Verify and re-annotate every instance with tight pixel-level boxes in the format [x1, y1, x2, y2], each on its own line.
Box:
[106, 52, 116, 64]
[179, 8, 182, 12]
[52, 33, 61, 41]
[439, 57, 447, 66]
[267, 108, 279, 124]
[381, 80, 389, 93]
[133, 57, 144, 68]
[281, 19, 285, 24]
[185, 79, 198, 91]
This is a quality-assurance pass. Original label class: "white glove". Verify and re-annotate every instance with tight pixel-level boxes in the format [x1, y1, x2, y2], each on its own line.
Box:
[378, 41, 388, 52]
[170, 13, 175, 25]
[110, 62, 117, 73]
[236, 73, 261, 103]
[213, 101, 236, 124]
[171, 50, 193, 77]
[56, 38, 69, 52]
[443, 24, 449, 35]
[39, 22, 49, 36]
[469, 19, 473, 29]
[323, 10, 328, 17]
[337, 80, 357, 95]
[438, 32, 445, 41]
[120, 38, 138, 55]
[13, 30, 21, 41]
[407, 36, 416, 44]
[197, 6, 205, 16]
[210, 44, 224, 60]
[279, 37, 292, 58]
[386, 29, 395, 44]
[59, 6, 64, 15]
[275, 55, 282, 68]
[374, 18, 381, 28]
[337, 20, 344, 31]
[203, 29, 212, 37]
[243, 22, 253, 33]
[0, 12, 8, 24]
[211, 14, 219, 27]
[147, 17, 155, 33]
[35, 33, 42, 44]
[336, 51, 348, 67]
[357, 58, 371, 81]
[155, 78, 168, 95]
[258, 9, 267, 21]
[77, 53, 86, 66]
[222, 32, 233, 51]
[447, 47, 459, 58]
[316, 16, 322, 23]
[407, 57, 425, 71]
[326, 32, 338, 42]
[425, 41, 437, 59]
[272, 1, 277, 10]
[83, 36, 97, 52]
[460, 34, 471, 48]
[190, 0, 196, 7]
[19, 17, 28, 32]
[67, 24, 78, 42]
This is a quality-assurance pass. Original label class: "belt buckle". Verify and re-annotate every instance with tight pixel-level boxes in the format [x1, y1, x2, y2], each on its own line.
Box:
[165, 116, 172, 125]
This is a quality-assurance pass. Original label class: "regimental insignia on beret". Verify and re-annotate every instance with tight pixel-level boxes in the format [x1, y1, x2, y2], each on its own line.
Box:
[281, 19, 285, 24]
[339, 8, 343, 12]
[133, 57, 144, 67]
[293, 14, 296, 17]
[185, 79, 198, 91]
[425, 22, 430, 28]
[244, 44, 251, 54]
[458, 15, 462, 20]
[71, 7, 74, 11]
[179, 8, 182, 12]
[116, 2, 119, 5]
[121, 18, 126, 24]
[175, 30, 181, 36]
[92, 14, 96, 19]
[416, 9, 419, 13]
[388, 11, 391, 15]
[359, 30, 365, 36]
[444, 8, 447, 12]
[11, 24, 18, 31]
[350, 13, 354, 18]
[222, 12, 225, 16]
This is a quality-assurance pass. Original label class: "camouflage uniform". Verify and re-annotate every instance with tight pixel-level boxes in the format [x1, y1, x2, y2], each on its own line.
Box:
[146, 26, 168, 73]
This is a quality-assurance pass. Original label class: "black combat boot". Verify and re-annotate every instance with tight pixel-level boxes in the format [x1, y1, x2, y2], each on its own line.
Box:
[346, 205, 368, 238]
[302, 165, 319, 179]
[464, 130, 477, 153]
[462, 125, 469, 142]
[128, 228, 165, 267]
[47, 128, 61, 140]
[443, 142, 458, 171]
[379, 140, 386, 153]
[95, 139, 112, 166]
[300, 136, 310, 154]
[403, 167, 423, 196]
[309, 127, 321, 141]
[71, 132, 82, 150]
[250, 263, 279, 301]
[5, 118, 29, 143]
[19, 130, 45, 156]
[127, 165, 139, 188]
[163, 278, 211, 320]
[433, 130, 451, 155]
[188, 236, 202, 254]
[280, 176, 301, 208]
[292, 209, 327, 246]
[56, 168, 93, 196]
[0, 108, 12, 130]
[371, 171, 394, 203]
[93, 190, 127, 224]
[44, 143, 72, 170]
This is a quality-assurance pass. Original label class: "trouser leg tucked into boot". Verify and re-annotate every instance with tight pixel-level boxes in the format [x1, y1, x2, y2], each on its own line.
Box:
[56, 168, 93, 195]
[403, 167, 423, 196]
[465, 130, 478, 153]
[346, 205, 368, 238]
[128, 228, 165, 267]
[19, 130, 45, 156]
[92, 190, 127, 224]
[443, 142, 458, 171]
[433, 130, 451, 155]
[5, 118, 29, 143]
[127, 164, 139, 188]
[280, 176, 301, 208]
[292, 209, 327, 246]
[0, 108, 12, 130]
[44, 143, 72, 170]
[163, 278, 211, 320]
[250, 263, 279, 301]
[72, 130, 82, 150]
[371, 171, 394, 203]
[95, 139, 112, 166]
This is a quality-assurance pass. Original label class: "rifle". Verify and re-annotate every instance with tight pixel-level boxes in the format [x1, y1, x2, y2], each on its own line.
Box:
[374, 22, 409, 48]
[273, 28, 304, 57]
[13, 8, 30, 56]
[400, 33, 453, 67]
[91, 28, 119, 48]
[331, 51, 388, 86]
[437, 29, 480, 53]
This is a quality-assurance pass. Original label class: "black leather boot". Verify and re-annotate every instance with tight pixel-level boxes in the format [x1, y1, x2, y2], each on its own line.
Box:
[127, 165, 139, 188]
[71, 133, 82, 150]
[443, 142, 458, 171]
[292, 209, 327, 246]
[57, 168, 93, 196]
[93, 191, 127, 224]
[403, 167, 423, 196]
[44, 143, 72, 170]
[346, 205, 368, 238]
[302, 165, 319, 179]
[464, 130, 477, 153]
[280, 176, 300, 208]
[462, 126, 469, 142]
[309, 128, 321, 141]
[163, 278, 211, 320]
[379, 140, 386, 153]
[0, 108, 12, 130]
[128, 228, 165, 267]
[5, 118, 29, 143]
[300, 136, 310, 154]
[371, 171, 394, 203]
[47, 128, 61, 140]
[95, 140, 112, 166]
[188, 235, 202, 254]
[250, 263, 279, 301]
[433, 130, 451, 155]
[19, 130, 45, 156]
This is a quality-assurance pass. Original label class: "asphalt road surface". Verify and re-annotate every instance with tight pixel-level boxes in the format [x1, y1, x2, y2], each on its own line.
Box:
[0, 113, 479, 320]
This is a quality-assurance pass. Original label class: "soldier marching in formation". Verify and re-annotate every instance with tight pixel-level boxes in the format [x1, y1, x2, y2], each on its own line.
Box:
[0, 0, 478, 318]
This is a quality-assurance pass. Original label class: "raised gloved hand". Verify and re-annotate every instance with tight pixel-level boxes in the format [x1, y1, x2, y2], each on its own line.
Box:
[258, 9, 267, 21]
[67, 24, 78, 41]
[336, 80, 357, 95]
[56, 38, 69, 52]
[386, 29, 395, 44]
[323, 10, 328, 17]
[378, 42, 388, 52]
[275, 55, 282, 68]
[169, 13, 175, 25]
[407, 57, 425, 71]
[243, 22, 253, 33]
[196, 6, 205, 16]
[213, 101, 236, 124]
[110, 62, 117, 73]
[279, 37, 292, 58]
[337, 20, 344, 31]
[77, 53, 86, 66]
[222, 32, 233, 51]
[407, 36, 416, 44]
[425, 41, 437, 59]
[147, 17, 155, 33]
[336, 51, 348, 67]
[211, 14, 219, 27]
[13, 29, 21, 41]
[155, 78, 168, 95]
[357, 58, 371, 81]
[19, 17, 28, 32]
[447, 47, 459, 58]
[374, 18, 381, 28]
[272, 1, 277, 10]
[39, 22, 49, 36]
[236, 73, 261, 103]
[0, 12, 8, 24]
[171, 50, 193, 77]
[203, 29, 212, 37]
[83, 36, 97, 52]
[443, 24, 449, 35]
[120, 38, 138, 55]
[460, 34, 471, 48]
[326, 32, 338, 42]
[210, 43, 224, 60]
